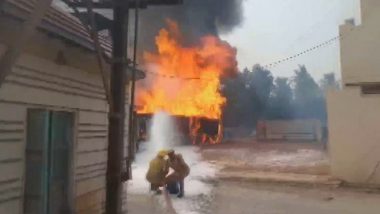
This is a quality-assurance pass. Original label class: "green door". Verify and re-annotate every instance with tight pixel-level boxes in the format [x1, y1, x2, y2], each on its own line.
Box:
[24, 110, 74, 214]
[24, 109, 50, 214]
[48, 111, 74, 214]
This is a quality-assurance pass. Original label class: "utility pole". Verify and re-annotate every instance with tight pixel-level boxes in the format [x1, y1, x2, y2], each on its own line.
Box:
[103, 0, 182, 212]
[62, 0, 184, 213]
[106, 0, 129, 213]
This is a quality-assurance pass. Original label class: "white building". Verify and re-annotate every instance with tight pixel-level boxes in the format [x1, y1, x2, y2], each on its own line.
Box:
[327, 0, 380, 185]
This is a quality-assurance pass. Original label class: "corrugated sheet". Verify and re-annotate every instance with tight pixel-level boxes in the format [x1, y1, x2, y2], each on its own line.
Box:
[4, 0, 112, 55]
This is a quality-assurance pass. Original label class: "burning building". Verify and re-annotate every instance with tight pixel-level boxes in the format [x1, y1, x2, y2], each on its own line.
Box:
[136, 20, 238, 144]
[133, 0, 243, 144]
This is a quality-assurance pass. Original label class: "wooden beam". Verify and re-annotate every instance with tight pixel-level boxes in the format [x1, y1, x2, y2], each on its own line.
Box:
[0, 0, 53, 88]
[67, 0, 147, 9]
[67, 0, 182, 9]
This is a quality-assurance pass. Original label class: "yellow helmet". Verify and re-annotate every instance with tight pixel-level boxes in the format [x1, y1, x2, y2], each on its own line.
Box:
[157, 150, 169, 158]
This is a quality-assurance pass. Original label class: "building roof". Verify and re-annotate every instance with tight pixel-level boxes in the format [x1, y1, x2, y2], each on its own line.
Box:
[2, 0, 112, 55]
[1, 0, 147, 80]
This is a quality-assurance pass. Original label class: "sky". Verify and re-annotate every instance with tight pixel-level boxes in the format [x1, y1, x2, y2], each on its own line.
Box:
[220, 0, 361, 80]
[53, 0, 361, 80]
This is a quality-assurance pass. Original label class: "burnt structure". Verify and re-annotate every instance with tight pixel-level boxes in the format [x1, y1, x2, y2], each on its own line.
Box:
[137, 114, 222, 145]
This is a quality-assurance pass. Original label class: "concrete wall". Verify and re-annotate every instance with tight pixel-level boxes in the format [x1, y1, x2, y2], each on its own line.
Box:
[326, 0, 380, 185]
[0, 35, 129, 214]
[327, 87, 380, 185]
[340, 0, 380, 84]
[257, 120, 322, 142]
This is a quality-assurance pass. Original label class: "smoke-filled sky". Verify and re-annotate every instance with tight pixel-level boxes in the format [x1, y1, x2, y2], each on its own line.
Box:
[220, 0, 361, 80]
[134, 0, 244, 54]
[54, 0, 361, 80]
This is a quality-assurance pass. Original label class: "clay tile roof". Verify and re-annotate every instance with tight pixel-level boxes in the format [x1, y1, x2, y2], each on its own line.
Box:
[3, 0, 112, 55]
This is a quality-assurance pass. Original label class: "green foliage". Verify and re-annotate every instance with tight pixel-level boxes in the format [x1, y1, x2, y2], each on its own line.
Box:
[293, 65, 322, 104]
[267, 77, 294, 119]
[222, 64, 329, 128]
[222, 65, 273, 128]
[292, 65, 326, 122]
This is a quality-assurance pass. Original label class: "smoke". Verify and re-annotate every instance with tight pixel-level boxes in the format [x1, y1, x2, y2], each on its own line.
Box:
[136, 0, 244, 52]
[148, 111, 180, 153]
[179, 0, 244, 36]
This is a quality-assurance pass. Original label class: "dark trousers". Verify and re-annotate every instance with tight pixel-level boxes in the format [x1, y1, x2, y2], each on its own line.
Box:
[179, 179, 184, 194]
[166, 172, 185, 194]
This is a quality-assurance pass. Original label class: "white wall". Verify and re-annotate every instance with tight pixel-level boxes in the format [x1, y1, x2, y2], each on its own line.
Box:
[327, 87, 380, 185]
[340, 0, 380, 84]
[327, 0, 380, 186]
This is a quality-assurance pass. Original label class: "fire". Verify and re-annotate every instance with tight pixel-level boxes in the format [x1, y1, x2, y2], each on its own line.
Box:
[137, 20, 238, 143]
[137, 20, 237, 118]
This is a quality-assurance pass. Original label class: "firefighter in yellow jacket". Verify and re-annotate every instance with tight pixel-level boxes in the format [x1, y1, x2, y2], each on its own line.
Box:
[146, 150, 169, 194]
[166, 150, 190, 198]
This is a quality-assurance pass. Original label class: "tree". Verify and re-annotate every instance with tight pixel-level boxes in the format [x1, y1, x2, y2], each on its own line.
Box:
[222, 72, 247, 127]
[223, 64, 332, 130]
[292, 65, 325, 121]
[293, 65, 321, 103]
[244, 64, 274, 126]
[320, 72, 339, 94]
[248, 65, 274, 106]
[267, 77, 294, 119]
[222, 65, 273, 128]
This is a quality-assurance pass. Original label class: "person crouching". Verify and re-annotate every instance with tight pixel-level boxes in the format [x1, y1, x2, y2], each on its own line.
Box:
[146, 150, 169, 194]
[166, 150, 190, 198]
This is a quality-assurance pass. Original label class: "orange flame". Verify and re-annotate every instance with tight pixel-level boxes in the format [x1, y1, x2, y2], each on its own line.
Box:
[137, 20, 237, 120]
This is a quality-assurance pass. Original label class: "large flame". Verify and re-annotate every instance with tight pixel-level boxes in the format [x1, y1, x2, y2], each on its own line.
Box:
[137, 20, 238, 121]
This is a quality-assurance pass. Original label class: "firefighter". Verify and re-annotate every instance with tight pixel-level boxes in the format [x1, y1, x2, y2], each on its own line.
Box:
[166, 150, 190, 198]
[146, 150, 169, 194]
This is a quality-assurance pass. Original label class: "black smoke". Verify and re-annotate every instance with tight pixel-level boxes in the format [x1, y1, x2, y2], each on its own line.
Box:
[136, 0, 244, 52]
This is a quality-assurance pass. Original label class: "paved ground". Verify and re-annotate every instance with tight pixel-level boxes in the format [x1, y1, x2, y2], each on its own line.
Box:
[127, 142, 380, 214]
[202, 142, 329, 175]
[127, 181, 380, 214]
[211, 181, 380, 214]
[126, 194, 159, 214]
[127, 193, 177, 214]
[204, 142, 380, 214]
